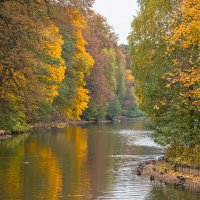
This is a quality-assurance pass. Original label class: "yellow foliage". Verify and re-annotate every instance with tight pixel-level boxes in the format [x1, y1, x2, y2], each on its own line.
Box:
[165, 0, 200, 110]
[126, 69, 135, 82]
[153, 105, 160, 110]
[166, 83, 171, 88]
[63, 8, 94, 119]
[65, 87, 90, 120]
[38, 22, 66, 101]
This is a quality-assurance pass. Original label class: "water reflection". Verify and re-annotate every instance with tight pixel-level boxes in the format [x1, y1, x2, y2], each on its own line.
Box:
[63, 127, 91, 200]
[0, 134, 28, 200]
[0, 118, 199, 200]
[145, 184, 200, 200]
[0, 133, 62, 200]
[25, 142, 62, 200]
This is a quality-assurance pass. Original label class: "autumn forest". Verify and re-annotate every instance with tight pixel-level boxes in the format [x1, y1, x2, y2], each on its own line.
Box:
[0, 0, 200, 164]
[0, 0, 138, 132]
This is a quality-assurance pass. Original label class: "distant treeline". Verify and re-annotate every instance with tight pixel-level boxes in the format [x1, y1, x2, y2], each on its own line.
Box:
[0, 0, 139, 131]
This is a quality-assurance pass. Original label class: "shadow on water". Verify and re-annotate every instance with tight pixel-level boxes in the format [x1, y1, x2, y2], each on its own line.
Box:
[0, 118, 199, 200]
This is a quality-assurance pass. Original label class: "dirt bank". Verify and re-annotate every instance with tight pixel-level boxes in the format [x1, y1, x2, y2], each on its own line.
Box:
[136, 159, 200, 191]
[0, 120, 115, 141]
[31, 120, 114, 129]
[0, 130, 12, 140]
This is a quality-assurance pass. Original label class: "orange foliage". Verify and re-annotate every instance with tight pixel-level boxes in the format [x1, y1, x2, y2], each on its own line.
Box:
[166, 0, 200, 110]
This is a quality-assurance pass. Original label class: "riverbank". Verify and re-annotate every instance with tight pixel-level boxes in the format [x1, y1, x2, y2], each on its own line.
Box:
[0, 130, 12, 140]
[0, 119, 116, 141]
[136, 159, 200, 191]
[0, 134, 12, 140]
[31, 119, 114, 129]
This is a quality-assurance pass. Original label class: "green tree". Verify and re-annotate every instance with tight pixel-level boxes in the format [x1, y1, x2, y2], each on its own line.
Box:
[129, 0, 200, 147]
[107, 96, 121, 120]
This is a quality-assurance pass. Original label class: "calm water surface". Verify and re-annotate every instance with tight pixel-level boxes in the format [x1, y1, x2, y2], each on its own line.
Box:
[0, 118, 199, 200]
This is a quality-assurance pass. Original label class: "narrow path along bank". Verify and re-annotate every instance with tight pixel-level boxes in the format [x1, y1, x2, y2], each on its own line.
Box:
[136, 159, 200, 191]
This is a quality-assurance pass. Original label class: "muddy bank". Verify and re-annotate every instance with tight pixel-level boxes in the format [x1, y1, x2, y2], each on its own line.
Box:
[136, 159, 200, 191]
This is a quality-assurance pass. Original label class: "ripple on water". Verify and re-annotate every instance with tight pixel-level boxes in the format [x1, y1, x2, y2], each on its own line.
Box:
[118, 129, 162, 148]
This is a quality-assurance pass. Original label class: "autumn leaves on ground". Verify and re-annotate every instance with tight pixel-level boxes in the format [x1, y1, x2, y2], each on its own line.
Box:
[0, 0, 200, 177]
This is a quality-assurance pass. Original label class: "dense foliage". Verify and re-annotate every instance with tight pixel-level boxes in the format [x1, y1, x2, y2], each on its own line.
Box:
[0, 0, 137, 131]
[129, 0, 200, 147]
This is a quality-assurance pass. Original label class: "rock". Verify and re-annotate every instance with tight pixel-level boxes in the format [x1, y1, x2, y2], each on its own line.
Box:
[177, 176, 186, 182]
[145, 161, 151, 165]
[159, 179, 163, 183]
[150, 175, 155, 181]
[136, 169, 142, 176]
[177, 182, 185, 190]
[138, 163, 144, 167]
[153, 167, 156, 172]
[152, 160, 156, 164]
[157, 156, 165, 161]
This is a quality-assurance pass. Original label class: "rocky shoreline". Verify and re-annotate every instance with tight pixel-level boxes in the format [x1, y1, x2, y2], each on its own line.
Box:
[136, 159, 200, 191]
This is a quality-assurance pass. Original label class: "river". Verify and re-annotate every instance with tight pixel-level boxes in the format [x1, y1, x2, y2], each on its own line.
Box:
[0, 118, 199, 200]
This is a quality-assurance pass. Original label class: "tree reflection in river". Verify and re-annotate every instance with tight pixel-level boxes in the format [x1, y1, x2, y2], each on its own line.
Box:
[0, 118, 200, 200]
[25, 141, 62, 200]
[145, 184, 200, 200]
[0, 134, 30, 200]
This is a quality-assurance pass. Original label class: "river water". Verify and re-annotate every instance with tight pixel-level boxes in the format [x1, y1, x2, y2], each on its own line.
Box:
[0, 118, 199, 200]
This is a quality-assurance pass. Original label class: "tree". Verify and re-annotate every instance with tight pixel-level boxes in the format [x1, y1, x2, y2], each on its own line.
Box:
[107, 96, 121, 120]
[129, 0, 200, 146]
[82, 12, 118, 120]
[53, 5, 94, 120]
[0, 0, 66, 130]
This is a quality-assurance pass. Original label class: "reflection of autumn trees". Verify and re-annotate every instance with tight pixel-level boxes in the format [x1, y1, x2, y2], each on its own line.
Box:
[26, 142, 62, 200]
[0, 124, 129, 200]
[63, 127, 91, 199]
[0, 133, 62, 200]
[0, 143, 24, 200]
[53, 126, 115, 199]
[65, 127, 88, 171]
[146, 184, 197, 200]
[86, 125, 116, 197]
[0, 134, 30, 199]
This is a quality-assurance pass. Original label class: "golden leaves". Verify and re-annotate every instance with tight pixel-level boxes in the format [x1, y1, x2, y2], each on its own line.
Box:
[126, 69, 135, 82]
[65, 87, 90, 120]
[39, 22, 66, 100]
[168, 0, 200, 49]
[162, 0, 200, 110]
[153, 105, 160, 110]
